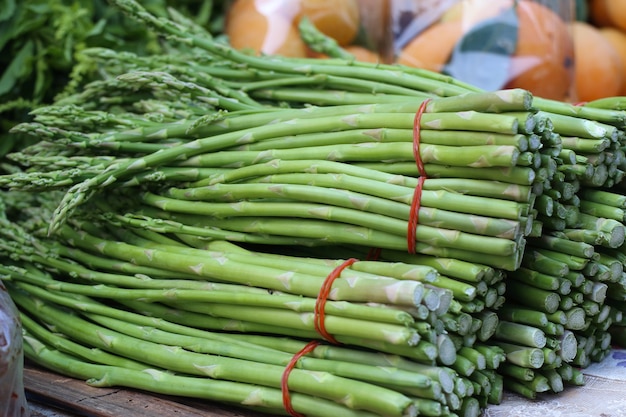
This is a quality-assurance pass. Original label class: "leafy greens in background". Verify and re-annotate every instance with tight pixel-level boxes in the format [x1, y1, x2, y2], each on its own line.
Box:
[0, 0, 226, 158]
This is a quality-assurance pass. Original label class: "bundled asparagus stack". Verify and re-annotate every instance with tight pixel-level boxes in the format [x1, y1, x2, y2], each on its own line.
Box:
[2, 79, 535, 417]
[7, 77, 545, 271]
[304, 245, 509, 409]
[0, 3, 558, 416]
[0, 189, 507, 417]
[540, 101, 626, 366]
[1, 43, 556, 413]
[481, 99, 626, 397]
[4, 0, 626, 415]
[568, 188, 626, 353]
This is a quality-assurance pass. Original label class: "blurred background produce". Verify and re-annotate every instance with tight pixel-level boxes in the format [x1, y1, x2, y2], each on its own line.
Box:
[586, 0, 626, 100]
[219, 0, 626, 104]
[223, 0, 391, 62]
[6, 0, 626, 152]
[0, 0, 229, 159]
[391, 0, 577, 101]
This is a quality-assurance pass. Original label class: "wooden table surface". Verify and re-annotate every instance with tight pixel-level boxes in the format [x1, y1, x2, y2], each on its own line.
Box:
[24, 365, 254, 417]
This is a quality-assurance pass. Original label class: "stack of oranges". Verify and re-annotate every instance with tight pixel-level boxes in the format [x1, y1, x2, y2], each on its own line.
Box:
[224, 0, 382, 62]
[223, 0, 626, 103]
[581, 0, 626, 101]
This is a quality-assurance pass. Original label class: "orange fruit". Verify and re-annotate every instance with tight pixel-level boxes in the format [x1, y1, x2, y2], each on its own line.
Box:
[605, 0, 626, 32]
[599, 27, 626, 95]
[396, 20, 464, 73]
[504, 0, 575, 101]
[571, 21, 623, 102]
[296, 0, 360, 46]
[225, 0, 307, 57]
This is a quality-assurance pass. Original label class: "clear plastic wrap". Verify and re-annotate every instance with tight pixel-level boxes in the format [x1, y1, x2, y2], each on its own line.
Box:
[390, 0, 577, 101]
[1, 280, 30, 417]
[224, 0, 392, 63]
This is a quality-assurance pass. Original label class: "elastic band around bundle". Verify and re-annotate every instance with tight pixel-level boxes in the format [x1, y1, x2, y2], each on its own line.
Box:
[314, 257, 358, 344]
[281, 340, 321, 417]
[408, 99, 431, 253]
[412, 99, 431, 178]
[407, 176, 426, 254]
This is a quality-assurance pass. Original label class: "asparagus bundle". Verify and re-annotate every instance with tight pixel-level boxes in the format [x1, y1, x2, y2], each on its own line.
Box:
[570, 188, 626, 354]
[3, 0, 626, 414]
[531, 101, 626, 369]
[0, 191, 502, 417]
[7, 81, 547, 271]
[2, 73, 541, 410]
[0, 29, 537, 417]
[304, 245, 508, 409]
[2, 87, 528, 416]
[488, 187, 626, 398]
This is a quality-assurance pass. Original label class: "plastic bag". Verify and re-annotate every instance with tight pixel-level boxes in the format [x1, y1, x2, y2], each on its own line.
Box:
[1, 280, 30, 417]
[224, 0, 392, 63]
[389, 0, 576, 101]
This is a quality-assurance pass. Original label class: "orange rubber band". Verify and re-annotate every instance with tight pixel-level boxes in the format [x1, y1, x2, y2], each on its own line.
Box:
[281, 340, 321, 417]
[407, 176, 426, 254]
[314, 258, 358, 344]
[412, 99, 431, 178]
[408, 99, 431, 253]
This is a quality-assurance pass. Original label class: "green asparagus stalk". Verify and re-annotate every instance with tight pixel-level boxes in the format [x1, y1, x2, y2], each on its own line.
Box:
[12, 288, 416, 416]
[492, 342, 545, 369]
[56, 225, 427, 306]
[504, 281, 561, 314]
[22, 337, 387, 417]
[494, 321, 547, 349]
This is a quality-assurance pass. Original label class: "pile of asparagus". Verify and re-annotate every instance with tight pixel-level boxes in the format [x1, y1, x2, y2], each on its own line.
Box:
[0, 191, 484, 417]
[8, 80, 545, 270]
[473, 98, 626, 397]
[1, 187, 515, 416]
[2, 71, 535, 417]
[3, 0, 626, 415]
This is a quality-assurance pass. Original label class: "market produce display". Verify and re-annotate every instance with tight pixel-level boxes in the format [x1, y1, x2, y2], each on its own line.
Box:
[0, 0, 228, 158]
[3, 1, 626, 417]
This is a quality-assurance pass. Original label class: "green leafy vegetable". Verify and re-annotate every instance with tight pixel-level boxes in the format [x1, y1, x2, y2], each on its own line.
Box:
[0, 0, 225, 159]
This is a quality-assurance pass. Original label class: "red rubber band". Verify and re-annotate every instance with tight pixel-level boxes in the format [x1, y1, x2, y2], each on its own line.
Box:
[366, 247, 382, 261]
[282, 259, 357, 417]
[407, 176, 426, 253]
[408, 99, 431, 253]
[281, 340, 321, 417]
[314, 258, 358, 344]
[413, 99, 431, 178]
